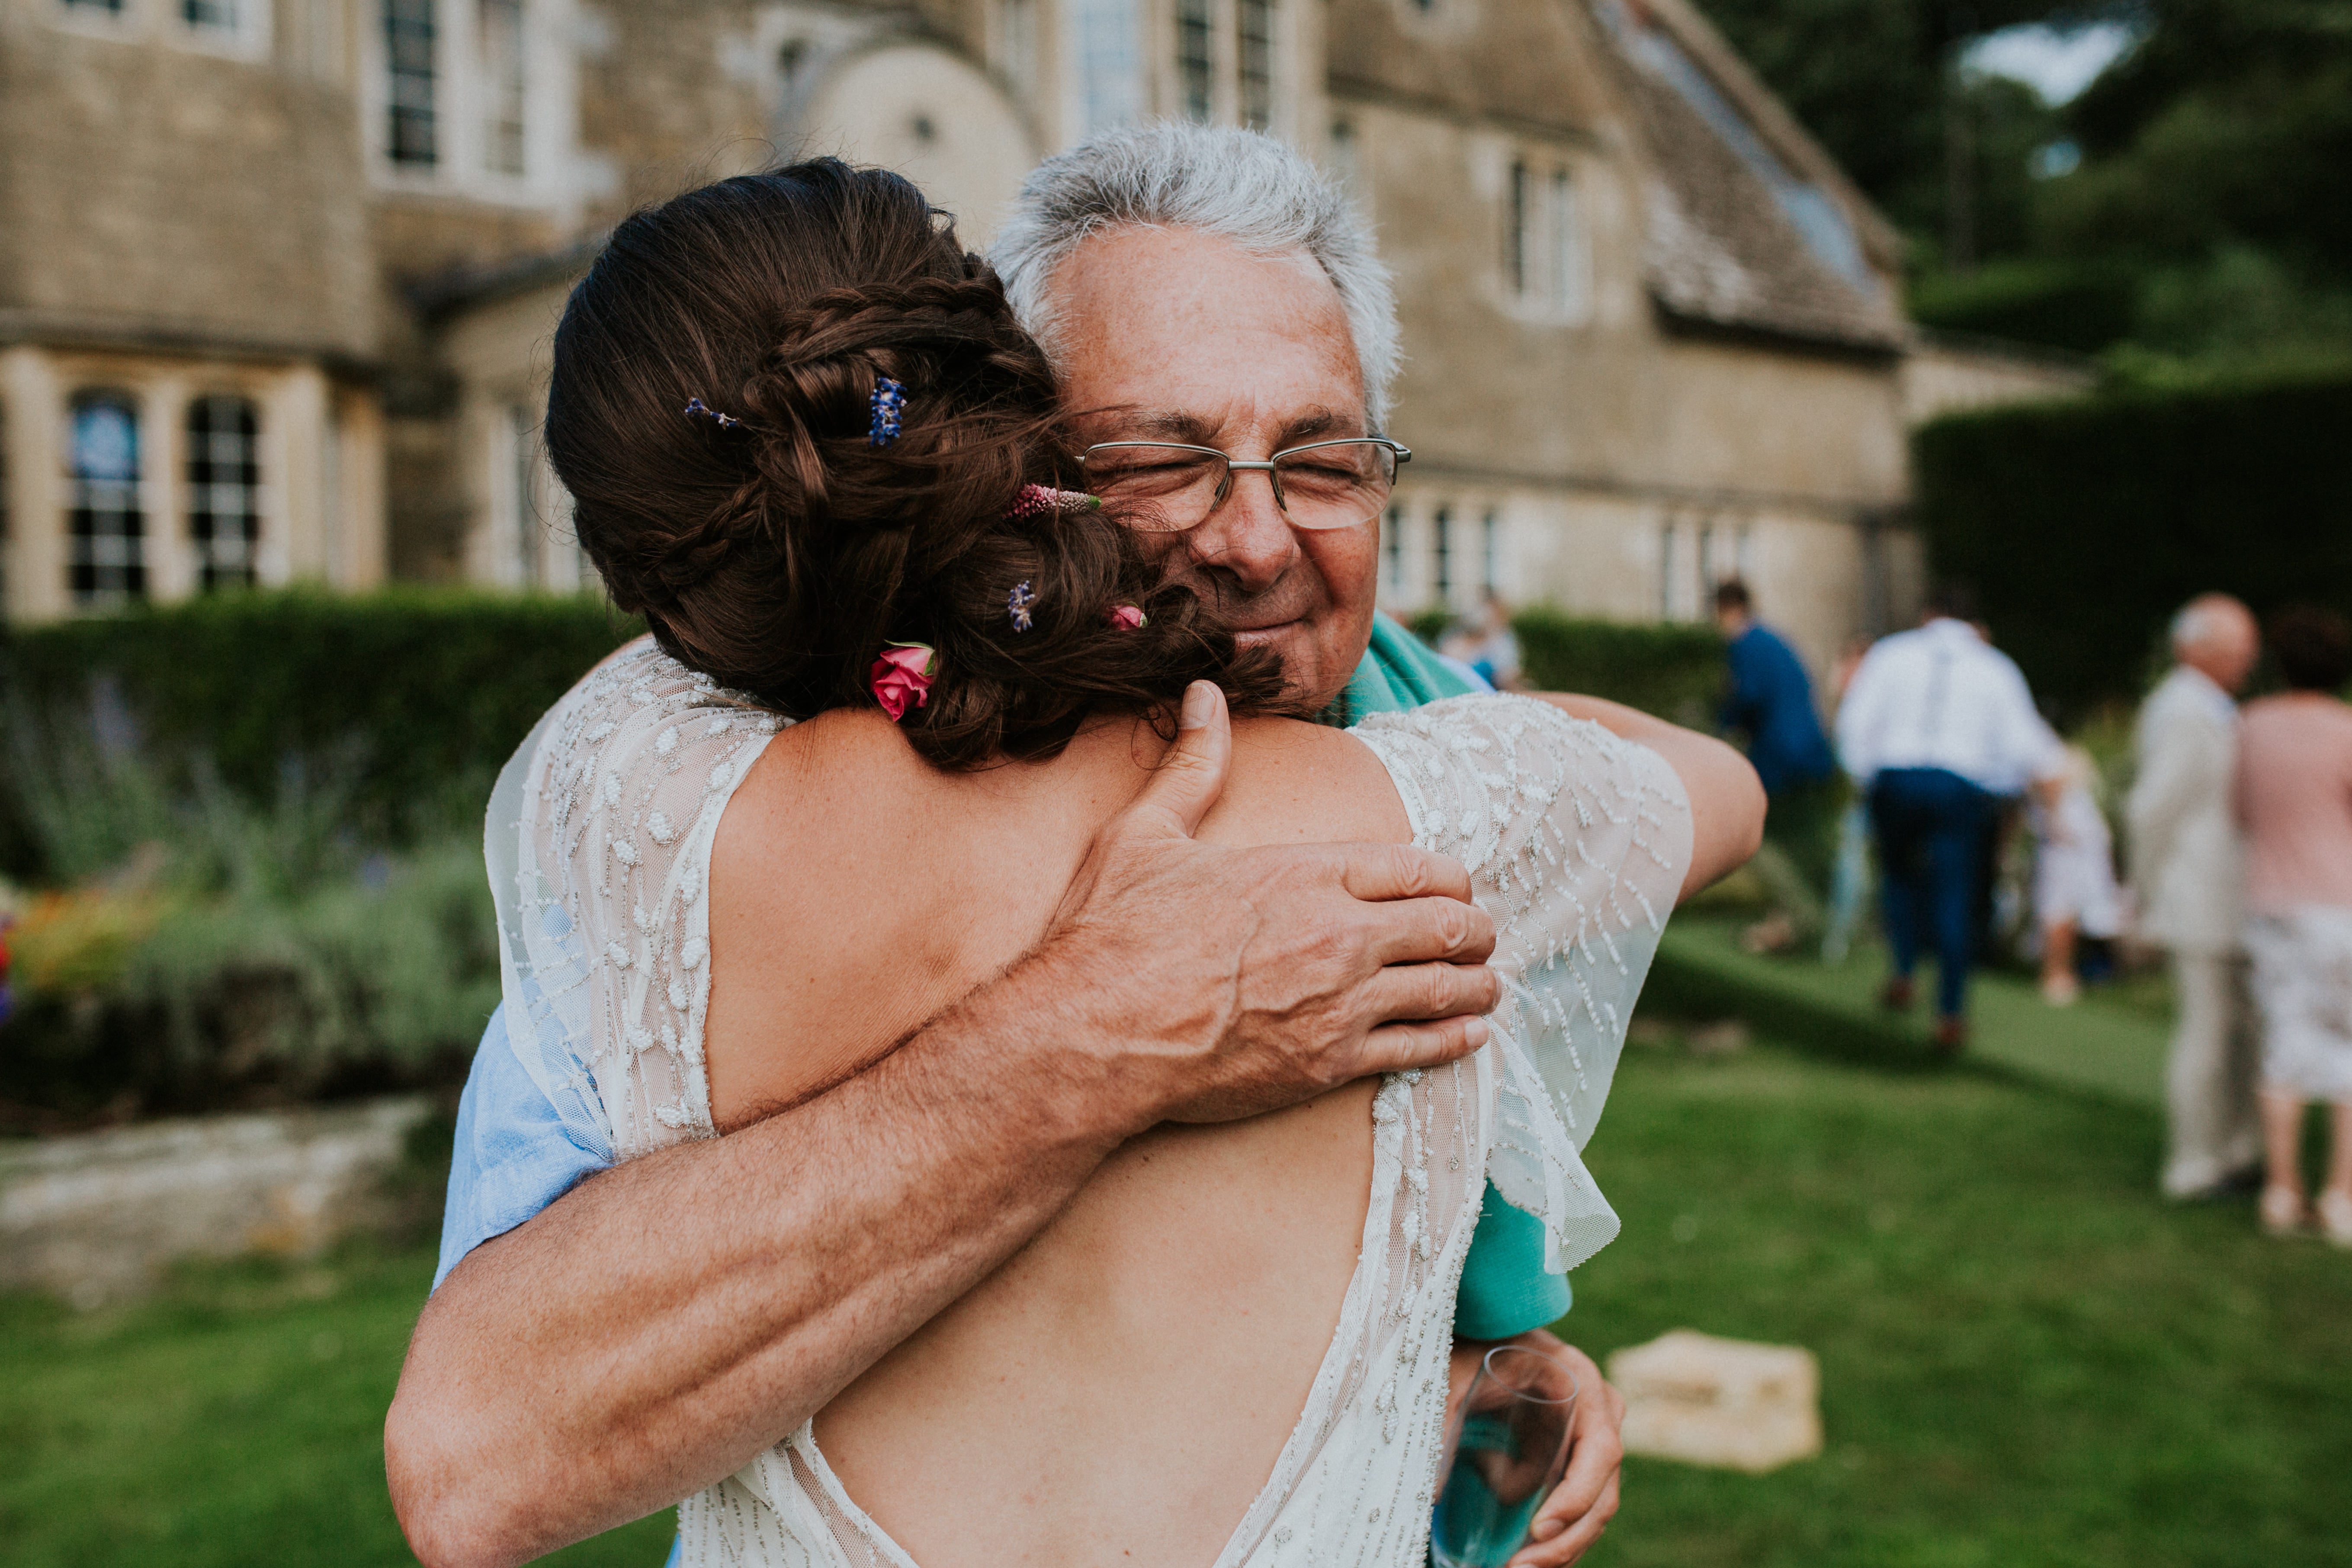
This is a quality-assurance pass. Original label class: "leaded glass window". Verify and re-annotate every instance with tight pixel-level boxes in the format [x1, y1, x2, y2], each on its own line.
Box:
[187, 396, 261, 591]
[69, 393, 144, 607]
[1237, 0, 1274, 129]
[1177, 0, 1213, 121]
[387, 0, 439, 167]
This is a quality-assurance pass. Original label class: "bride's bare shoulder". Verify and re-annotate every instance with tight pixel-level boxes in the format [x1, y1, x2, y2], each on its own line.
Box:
[1204, 714, 1412, 847]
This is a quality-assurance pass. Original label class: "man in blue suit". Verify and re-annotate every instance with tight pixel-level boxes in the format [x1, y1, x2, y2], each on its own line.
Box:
[1715, 580, 1839, 897]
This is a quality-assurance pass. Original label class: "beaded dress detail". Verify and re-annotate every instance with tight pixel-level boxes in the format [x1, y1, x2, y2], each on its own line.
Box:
[485, 651, 1691, 1567]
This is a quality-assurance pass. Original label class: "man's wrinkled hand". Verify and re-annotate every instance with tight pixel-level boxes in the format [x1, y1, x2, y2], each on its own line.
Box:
[1041, 681, 1500, 1128]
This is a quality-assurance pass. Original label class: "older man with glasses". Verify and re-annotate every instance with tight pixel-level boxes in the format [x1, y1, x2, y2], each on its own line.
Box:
[391, 123, 1761, 1568]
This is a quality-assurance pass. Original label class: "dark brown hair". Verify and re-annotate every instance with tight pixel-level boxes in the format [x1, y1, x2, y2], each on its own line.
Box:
[545, 158, 1288, 766]
[2269, 604, 2352, 693]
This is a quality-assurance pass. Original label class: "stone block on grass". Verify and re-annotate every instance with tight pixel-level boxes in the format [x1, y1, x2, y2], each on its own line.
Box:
[1608, 1328, 1822, 1473]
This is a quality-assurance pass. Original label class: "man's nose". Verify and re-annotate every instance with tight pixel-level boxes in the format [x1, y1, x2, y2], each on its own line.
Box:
[1184, 467, 1297, 591]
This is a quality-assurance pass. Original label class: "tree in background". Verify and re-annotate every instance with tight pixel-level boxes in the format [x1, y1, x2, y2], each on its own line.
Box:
[1687, 0, 2073, 266]
[2044, 0, 2352, 372]
[1693, 0, 2352, 372]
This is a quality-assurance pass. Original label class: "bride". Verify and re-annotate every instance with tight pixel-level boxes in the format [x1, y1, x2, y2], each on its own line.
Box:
[490, 160, 1754, 1567]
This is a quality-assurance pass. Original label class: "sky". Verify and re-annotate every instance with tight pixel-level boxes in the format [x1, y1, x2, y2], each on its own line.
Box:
[1963, 20, 2140, 105]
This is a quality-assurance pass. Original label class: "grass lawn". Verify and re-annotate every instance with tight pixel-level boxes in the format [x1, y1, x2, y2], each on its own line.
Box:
[0, 1244, 677, 1568]
[1649, 916, 2172, 1107]
[1572, 1036, 2352, 1568]
[4, 1033, 2347, 1566]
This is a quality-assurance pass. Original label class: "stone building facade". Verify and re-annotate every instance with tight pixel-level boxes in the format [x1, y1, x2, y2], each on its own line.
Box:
[0, 0, 2082, 673]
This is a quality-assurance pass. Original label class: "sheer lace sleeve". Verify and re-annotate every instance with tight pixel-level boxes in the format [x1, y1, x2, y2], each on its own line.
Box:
[484, 638, 789, 1164]
[1352, 695, 1692, 1272]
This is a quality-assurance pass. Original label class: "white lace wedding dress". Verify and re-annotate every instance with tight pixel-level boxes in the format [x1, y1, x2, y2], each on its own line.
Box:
[484, 638, 1693, 1568]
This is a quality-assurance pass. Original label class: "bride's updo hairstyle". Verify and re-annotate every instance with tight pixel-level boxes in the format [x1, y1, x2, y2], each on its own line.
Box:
[545, 158, 1288, 767]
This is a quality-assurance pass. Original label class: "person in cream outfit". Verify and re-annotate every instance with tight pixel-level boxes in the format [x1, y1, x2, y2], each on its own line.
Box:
[2128, 594, 2262, 1200]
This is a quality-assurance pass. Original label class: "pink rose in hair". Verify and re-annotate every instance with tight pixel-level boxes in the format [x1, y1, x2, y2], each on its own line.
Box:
[870, 643, 937, 722]
[1107, 605, 1146, 631]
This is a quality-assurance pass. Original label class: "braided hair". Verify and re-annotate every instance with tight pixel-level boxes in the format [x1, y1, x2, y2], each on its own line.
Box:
[545, 159, 1291, 768]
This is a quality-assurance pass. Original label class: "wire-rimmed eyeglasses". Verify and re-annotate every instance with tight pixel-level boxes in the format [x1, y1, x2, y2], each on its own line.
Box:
[1077, 437, 1412, 533]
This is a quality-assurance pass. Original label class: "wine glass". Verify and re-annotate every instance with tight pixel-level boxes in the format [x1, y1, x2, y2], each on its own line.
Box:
[1430, 1345, 1580, 1568]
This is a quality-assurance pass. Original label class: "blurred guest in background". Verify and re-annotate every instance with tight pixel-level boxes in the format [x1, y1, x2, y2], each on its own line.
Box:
[1716, 580, 1836, 805]
[2029, 744, 2122, 1007]
[1444, 589, 1523, 692]
[2236, 606, 2352, 1244]
[1820, 637, 1878, 962]
[2128, 594, 2262, 1202]
[1836, 583, 2061, 1052]
[1716, 580, 1839, 949]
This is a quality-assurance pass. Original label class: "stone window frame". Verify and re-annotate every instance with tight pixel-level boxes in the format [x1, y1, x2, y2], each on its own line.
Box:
[359, 0, 581, 208]
[1155, 0, 1284, 135]
[38, 357, 306, 615]
[1500, 145, 1594, 327]
[465, 390, 586, 593]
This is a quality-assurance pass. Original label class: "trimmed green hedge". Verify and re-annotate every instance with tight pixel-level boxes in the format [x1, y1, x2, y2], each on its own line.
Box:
[1907, 261, 2136, 356]
[1915, 372, 2352, 718]
[1511, 609, 1723, 725]
[1, 589, 642, 878]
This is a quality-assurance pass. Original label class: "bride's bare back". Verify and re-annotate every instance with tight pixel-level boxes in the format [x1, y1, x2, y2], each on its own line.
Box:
[706, 709, 1414, 1568]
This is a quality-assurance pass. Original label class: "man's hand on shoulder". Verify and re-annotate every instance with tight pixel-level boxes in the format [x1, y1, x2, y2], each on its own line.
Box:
[1029, 681, 1500, 1128]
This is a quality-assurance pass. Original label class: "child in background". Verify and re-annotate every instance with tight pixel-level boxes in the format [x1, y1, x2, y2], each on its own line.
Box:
[2031, 743, 2123, 1005]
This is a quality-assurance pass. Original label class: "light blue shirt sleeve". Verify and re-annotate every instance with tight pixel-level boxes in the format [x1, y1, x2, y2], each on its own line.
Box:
[434, 1004, 613, 1291]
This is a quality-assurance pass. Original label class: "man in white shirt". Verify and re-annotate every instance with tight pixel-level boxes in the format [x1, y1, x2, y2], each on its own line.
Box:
[1837, 584, 2063, 1050]
[2127, 594, 2262, 1199]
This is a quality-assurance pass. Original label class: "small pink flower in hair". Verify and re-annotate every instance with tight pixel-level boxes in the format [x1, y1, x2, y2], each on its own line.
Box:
[1006, 484, 1102, 519]
[1107, 605, 1147, 631]
[870, 642, 937, 722]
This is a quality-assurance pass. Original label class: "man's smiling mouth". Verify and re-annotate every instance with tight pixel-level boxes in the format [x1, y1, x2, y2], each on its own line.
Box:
[1233, 619, 1301, 641]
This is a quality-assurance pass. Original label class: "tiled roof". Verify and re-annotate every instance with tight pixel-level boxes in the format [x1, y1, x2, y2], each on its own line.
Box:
[1596, 0, 1908, 353]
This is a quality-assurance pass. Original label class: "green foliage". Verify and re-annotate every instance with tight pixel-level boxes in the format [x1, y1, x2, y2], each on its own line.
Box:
[2057, 0, 2352, 281]
[1698, 0, 2352, 369]
[1, 708, 500, 1123]
[2108, 247, 2352, 376]
[1911, 370, 2352, 719]
[1511, 609, 1725, 727]
[0, 587, 642, 878]
[1406, 607, 1456, 646]
[1908, 258, 2136, 353]
[1689, 0, 2066, 246]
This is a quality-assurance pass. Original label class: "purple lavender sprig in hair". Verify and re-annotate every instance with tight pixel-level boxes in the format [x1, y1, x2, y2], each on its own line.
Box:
[868, 376, 907, 446]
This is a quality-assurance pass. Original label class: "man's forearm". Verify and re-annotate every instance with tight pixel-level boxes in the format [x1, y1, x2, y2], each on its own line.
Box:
[388, 944, 1146, 1568]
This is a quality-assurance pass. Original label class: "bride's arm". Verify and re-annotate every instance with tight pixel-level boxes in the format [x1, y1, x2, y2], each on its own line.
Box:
[386, 686, 1503, 1568]
[1527, 692, 1765, 898]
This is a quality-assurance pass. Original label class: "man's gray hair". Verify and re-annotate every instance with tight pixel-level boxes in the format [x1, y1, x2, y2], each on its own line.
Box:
[987, 121, 1401, 430]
